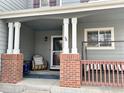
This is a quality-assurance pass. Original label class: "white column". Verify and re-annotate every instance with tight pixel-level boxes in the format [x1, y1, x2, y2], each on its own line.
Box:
[71, 17, 78, 53]
[13, 22, 21, 54]
[7, 22, 14, 54]
[63, 18, 69, 53]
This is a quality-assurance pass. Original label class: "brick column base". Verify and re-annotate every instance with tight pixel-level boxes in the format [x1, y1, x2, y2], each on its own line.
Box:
[60, 54, 81, 88]
[1, 54, 23, 83]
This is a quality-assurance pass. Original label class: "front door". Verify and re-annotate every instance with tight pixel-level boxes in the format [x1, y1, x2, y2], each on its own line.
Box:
[51, 36, 62, 69]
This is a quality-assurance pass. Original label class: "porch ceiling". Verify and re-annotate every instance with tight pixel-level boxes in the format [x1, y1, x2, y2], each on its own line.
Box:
[23, 19, 62, 31]
[23, 7, 124, 31]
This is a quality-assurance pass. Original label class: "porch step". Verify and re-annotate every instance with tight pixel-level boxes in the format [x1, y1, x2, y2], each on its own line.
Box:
[22, 90, 49, 93]
[0, 83, 50, 93]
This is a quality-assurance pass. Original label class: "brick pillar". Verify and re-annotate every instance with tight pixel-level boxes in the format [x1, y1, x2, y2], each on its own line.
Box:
[1, 54, 23, 83]
[60, 54, 81, 88]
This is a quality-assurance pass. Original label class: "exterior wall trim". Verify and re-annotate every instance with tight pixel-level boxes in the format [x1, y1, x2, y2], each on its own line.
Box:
[1, 0, 124, 19]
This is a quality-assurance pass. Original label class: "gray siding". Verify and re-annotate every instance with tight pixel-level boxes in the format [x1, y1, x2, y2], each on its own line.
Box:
[0, 0, 28, 12]
[27, 0, 33, 9]
[20, 25, 35, 61]
[78, 20, 124, 60]
[0, 20, 7, 72]
[0, 20, 7, 54]
[0, 0, 109, 11]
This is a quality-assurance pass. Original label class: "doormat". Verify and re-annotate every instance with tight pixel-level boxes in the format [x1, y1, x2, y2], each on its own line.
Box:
[24, 74, 59, 79]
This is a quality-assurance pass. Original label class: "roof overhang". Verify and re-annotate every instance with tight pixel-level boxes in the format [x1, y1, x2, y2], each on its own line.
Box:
[1, 0, 124, 20]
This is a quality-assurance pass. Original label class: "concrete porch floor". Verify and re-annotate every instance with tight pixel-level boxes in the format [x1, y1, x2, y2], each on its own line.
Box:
[1, 71, 124, 93]
[17, 77, 59, 87]
[28, 70, 60, 76]
[23, 70, 60, 79]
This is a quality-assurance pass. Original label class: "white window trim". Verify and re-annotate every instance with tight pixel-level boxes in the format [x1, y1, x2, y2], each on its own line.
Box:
[84, 27, 115, 50]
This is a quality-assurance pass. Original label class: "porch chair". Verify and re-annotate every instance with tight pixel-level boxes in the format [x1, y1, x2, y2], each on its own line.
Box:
[32, 55, 48, 70]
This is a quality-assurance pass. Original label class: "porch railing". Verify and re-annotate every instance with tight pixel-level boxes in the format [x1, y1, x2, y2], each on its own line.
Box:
[81, 60, 124, 86]
[81, 40, 124, 86]
[33, 0, 110, 8]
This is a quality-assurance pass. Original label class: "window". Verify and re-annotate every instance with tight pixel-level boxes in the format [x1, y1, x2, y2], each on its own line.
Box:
[33, 0, 49, 8]
[33, 0, 57, 8]
[84, 27, 114, 49]
[33, 0, 40, 8]
[41, 0, 49, 6]
[49, 0, 57, 6]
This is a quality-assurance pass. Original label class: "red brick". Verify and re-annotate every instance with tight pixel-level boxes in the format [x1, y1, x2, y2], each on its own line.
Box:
[1, 54, 23, 84]
[60, 53, 81, 88]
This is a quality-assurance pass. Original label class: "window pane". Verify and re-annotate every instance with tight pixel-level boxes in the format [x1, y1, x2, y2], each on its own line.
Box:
[41, 0, 49, 6]
[99, 30, 111, 46]
[50, 0, 57, 6]
[33, 0, 40, 8]
[53, 38, 62, 51]
[53, 52, 60, 65]
[87, 31, 98, 47]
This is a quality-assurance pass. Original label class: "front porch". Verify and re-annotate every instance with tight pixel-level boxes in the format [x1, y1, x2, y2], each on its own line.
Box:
[2, 7, 124, 89]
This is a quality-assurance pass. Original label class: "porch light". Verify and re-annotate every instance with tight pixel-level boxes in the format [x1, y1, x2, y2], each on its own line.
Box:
[44, 36, 48, 42]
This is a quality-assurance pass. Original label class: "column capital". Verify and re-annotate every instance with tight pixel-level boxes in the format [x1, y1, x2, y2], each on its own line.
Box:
[63, 18, 69, 24]
[71, 17, 77, 24]
[8, 22, 13, 28]
[14, 22, 21, 28]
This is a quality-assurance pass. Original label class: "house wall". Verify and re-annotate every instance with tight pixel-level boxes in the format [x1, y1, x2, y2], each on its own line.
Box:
[78, 20, 124, 60]
[0, 20, 7, 72]
[33, 20, 124, 67]
[0, 0, 28, 12]
[34, 31, 62, 67]
[0, 20, 7, 54]
[27, 0, 80, 8]
[27, 0, 33, 9]
[27, 0, 94, 8]
[20, 25, 35, 61]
